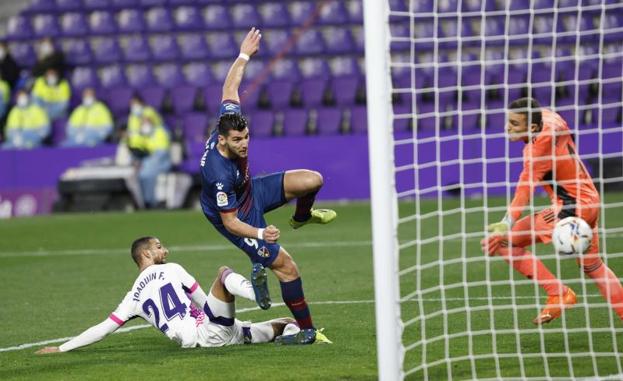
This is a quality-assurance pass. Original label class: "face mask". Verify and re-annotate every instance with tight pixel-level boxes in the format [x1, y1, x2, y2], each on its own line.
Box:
[131, 104, 143, 116]
[16, 95, 28, 107]
[46, 75, 58, 86]
[140, 122, 154, 135]
[82, 96, 95, 107]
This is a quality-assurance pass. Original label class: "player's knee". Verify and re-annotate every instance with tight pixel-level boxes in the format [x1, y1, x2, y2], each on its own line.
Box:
[217, 266, 230, 276]
[275, 253, 300, 279]
[305, 170, 323, 191]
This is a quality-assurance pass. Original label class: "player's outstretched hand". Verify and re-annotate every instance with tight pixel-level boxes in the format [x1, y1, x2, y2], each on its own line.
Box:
[240, 27, 262, 58]
[264, 225, 280, 243]
[36, 346, 61, 354]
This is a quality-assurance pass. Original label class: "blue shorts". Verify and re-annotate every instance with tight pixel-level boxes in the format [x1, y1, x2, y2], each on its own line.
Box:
[214, 172, 287, 267]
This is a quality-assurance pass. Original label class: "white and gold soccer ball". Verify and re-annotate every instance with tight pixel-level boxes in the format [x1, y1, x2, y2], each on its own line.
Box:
[552, 216, 593, 255]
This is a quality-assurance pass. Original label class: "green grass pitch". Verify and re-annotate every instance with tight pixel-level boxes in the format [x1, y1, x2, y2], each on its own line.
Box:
[1, 198, 622, 380]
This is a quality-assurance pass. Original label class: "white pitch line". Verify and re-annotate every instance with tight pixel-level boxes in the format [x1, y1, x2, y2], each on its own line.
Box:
[0, 295, 607, 353]
[0, 240, 373, 259]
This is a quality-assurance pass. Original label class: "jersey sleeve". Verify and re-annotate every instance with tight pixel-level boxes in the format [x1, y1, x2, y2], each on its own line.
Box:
[169, 263, 199, 294]
[211, 176, 238, 213]
[109, 291, 137, 326]
[219, 100, 241, 116]
[508, 131, 555, 222]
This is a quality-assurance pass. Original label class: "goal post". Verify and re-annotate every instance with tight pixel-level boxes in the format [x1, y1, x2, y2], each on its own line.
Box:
[363, 1, 403, 380]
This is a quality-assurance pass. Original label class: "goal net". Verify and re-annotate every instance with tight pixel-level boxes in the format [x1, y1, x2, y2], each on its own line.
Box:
[365, 0, 623, 379]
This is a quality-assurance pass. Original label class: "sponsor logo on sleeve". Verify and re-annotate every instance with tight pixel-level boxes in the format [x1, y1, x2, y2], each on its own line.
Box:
[257, 246, 271, 258]
[216, 192, 228, 207]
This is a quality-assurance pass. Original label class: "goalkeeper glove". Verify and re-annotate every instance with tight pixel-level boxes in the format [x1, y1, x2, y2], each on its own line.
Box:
[487, 221, 510, 234]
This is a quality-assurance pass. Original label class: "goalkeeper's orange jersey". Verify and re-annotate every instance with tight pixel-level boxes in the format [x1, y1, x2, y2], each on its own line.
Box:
[508, 109, 599, 223]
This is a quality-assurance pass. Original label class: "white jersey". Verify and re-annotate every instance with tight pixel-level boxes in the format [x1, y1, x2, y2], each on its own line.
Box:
[110, 263, 201, 347]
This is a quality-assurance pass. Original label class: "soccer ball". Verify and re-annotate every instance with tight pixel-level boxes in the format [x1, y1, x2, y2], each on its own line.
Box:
[552, 216, 593, 255]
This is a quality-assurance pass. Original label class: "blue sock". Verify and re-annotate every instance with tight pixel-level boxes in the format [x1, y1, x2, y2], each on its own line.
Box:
[280, 278, 314, 330]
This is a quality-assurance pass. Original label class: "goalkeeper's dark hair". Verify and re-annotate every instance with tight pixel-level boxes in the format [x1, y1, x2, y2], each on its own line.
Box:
[509, 97, 543, 130]
[217, 113, 248, 137]
[131, 236, 155, 265]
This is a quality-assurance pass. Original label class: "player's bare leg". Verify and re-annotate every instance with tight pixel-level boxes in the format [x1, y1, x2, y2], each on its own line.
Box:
[283, 169, 337, 229]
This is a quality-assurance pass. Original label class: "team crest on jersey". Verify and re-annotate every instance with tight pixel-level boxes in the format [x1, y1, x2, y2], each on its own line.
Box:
[216, 191, 228, 207]
[216, 182, 224, 190]
[257, 246, 270, 258]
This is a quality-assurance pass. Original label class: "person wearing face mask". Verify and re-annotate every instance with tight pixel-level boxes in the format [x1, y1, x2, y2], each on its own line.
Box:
[62, 87, 113, 147]
[0, 73, 10, 121]
[31, 37, 66, 80]
[126, 114, 171, 208]
[2, 89, 50, 149]
[0, 41, 20, 89]
[31, 68, 71, 121]
[127, 94, 163, 135]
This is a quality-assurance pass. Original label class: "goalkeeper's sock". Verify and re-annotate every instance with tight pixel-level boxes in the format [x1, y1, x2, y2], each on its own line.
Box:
[293, 190, 318, 222]
[221, 268, 255, 301]
[280, 278, 314, 329]
[498, 247, 565, 296]
[584, 261, 623, 320]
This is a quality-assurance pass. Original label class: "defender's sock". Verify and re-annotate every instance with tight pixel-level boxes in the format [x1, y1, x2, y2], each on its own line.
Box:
[584, 261, 623, 320]
[280, 278, 314, 329]
[497, 246, 565, 297]
[221, 268, 255, 301]
[293, 191, 318, 222]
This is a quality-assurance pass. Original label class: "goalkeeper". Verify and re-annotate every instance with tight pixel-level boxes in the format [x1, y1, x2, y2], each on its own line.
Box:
[482, 97, 623, 324]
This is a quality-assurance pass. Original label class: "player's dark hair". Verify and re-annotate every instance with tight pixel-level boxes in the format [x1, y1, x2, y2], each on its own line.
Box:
[217, 113, 248, 137]
[509, 97, 542, 130]
[131, 236, 154, 265]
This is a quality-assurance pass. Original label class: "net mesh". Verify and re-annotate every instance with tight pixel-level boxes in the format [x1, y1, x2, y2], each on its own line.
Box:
[385, 0, 623, 379]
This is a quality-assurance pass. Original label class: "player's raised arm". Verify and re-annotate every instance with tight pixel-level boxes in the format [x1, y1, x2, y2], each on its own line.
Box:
[35, 318, 120, 354]
[221, 27, 262, 104]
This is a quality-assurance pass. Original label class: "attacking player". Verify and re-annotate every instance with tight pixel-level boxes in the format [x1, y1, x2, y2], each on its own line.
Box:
[35, 236, 314, 354]
[199, 28, 336, 344]
[482, 97, 623, 324]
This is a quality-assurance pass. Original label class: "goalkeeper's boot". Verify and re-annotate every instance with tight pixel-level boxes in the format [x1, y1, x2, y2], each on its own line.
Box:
[533, 287, 577, 325]
[289, 209, 337, 230]
[251, 263, 271, 310]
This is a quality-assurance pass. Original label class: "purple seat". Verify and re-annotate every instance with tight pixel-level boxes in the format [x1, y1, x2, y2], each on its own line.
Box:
[410, 0, 432, 12]
[169, 0, 195, 5]
[89, 11, 117, 35]
[60, 13, 89, 37]
[6, 16, 33, 41]
[242, 60, 267, 84]
[351, 25, 365, 53]
[56, 0, 83, 10]
[248, 111, 274, 137]
[146, 7, 174, 32]
[174, 6, 204, 31]
[604, 10, 623, 42]
[126, 65, 156, 88]
[599, 104, 621, 126]
[264, 29, 290, 56]
[71, 67, 100, 90]
[391, 22, 412, 51]
[346, 0, 363, 23]
[63, 39, 93, 65]
[331, 76, 360, 106]
[154, 63, 186, 88]
[122, 35, 151, 62]
[300, 58, 331, 79]
[178, 34, 209, 60]
[296, 30, 325, 55]
[171, 85, 198, 115]
[182, 113, 209, 143]
[207, 33, 237, 59]
[393, 105, 412, 132]
[202, 5, 232, 29]
[32, 15, 61, 38]
[463, 0, 497, 11]
[323, 27, 355, 54]
[142, 0, 168, 6]
[139, 86, 166, 109]
[555, 109, 578, 130]
[301, 78, 328, 107]
[150, 35, 180, 61]
[98, 65, 127, 88]
[110, 0, 139, 9]
[318, 1, 348, 24]
[204, 84, 223, 113]
[117, 9, 145, 34]
[183, 62, 213, 87]
[91, 37, 122, 64]
[316, 108, 342, 135]
[259, 3, 290, 27]
[330, 56, 361, 78]
[266, 81, 294, 109]
[211, 62, 231, 83]
[9, 42, 36, 67]
[270, 59, 301, 81]
[283, 109, 308, 136]
[289, 2, 316, 25]
[240, 85, 261, 110]
[231, 4, 261, 28]
[350, 106, 368, 134]
[103, 87, 133, 116]
[415, 102, 435, 130]
[83, 0, 110, 10]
